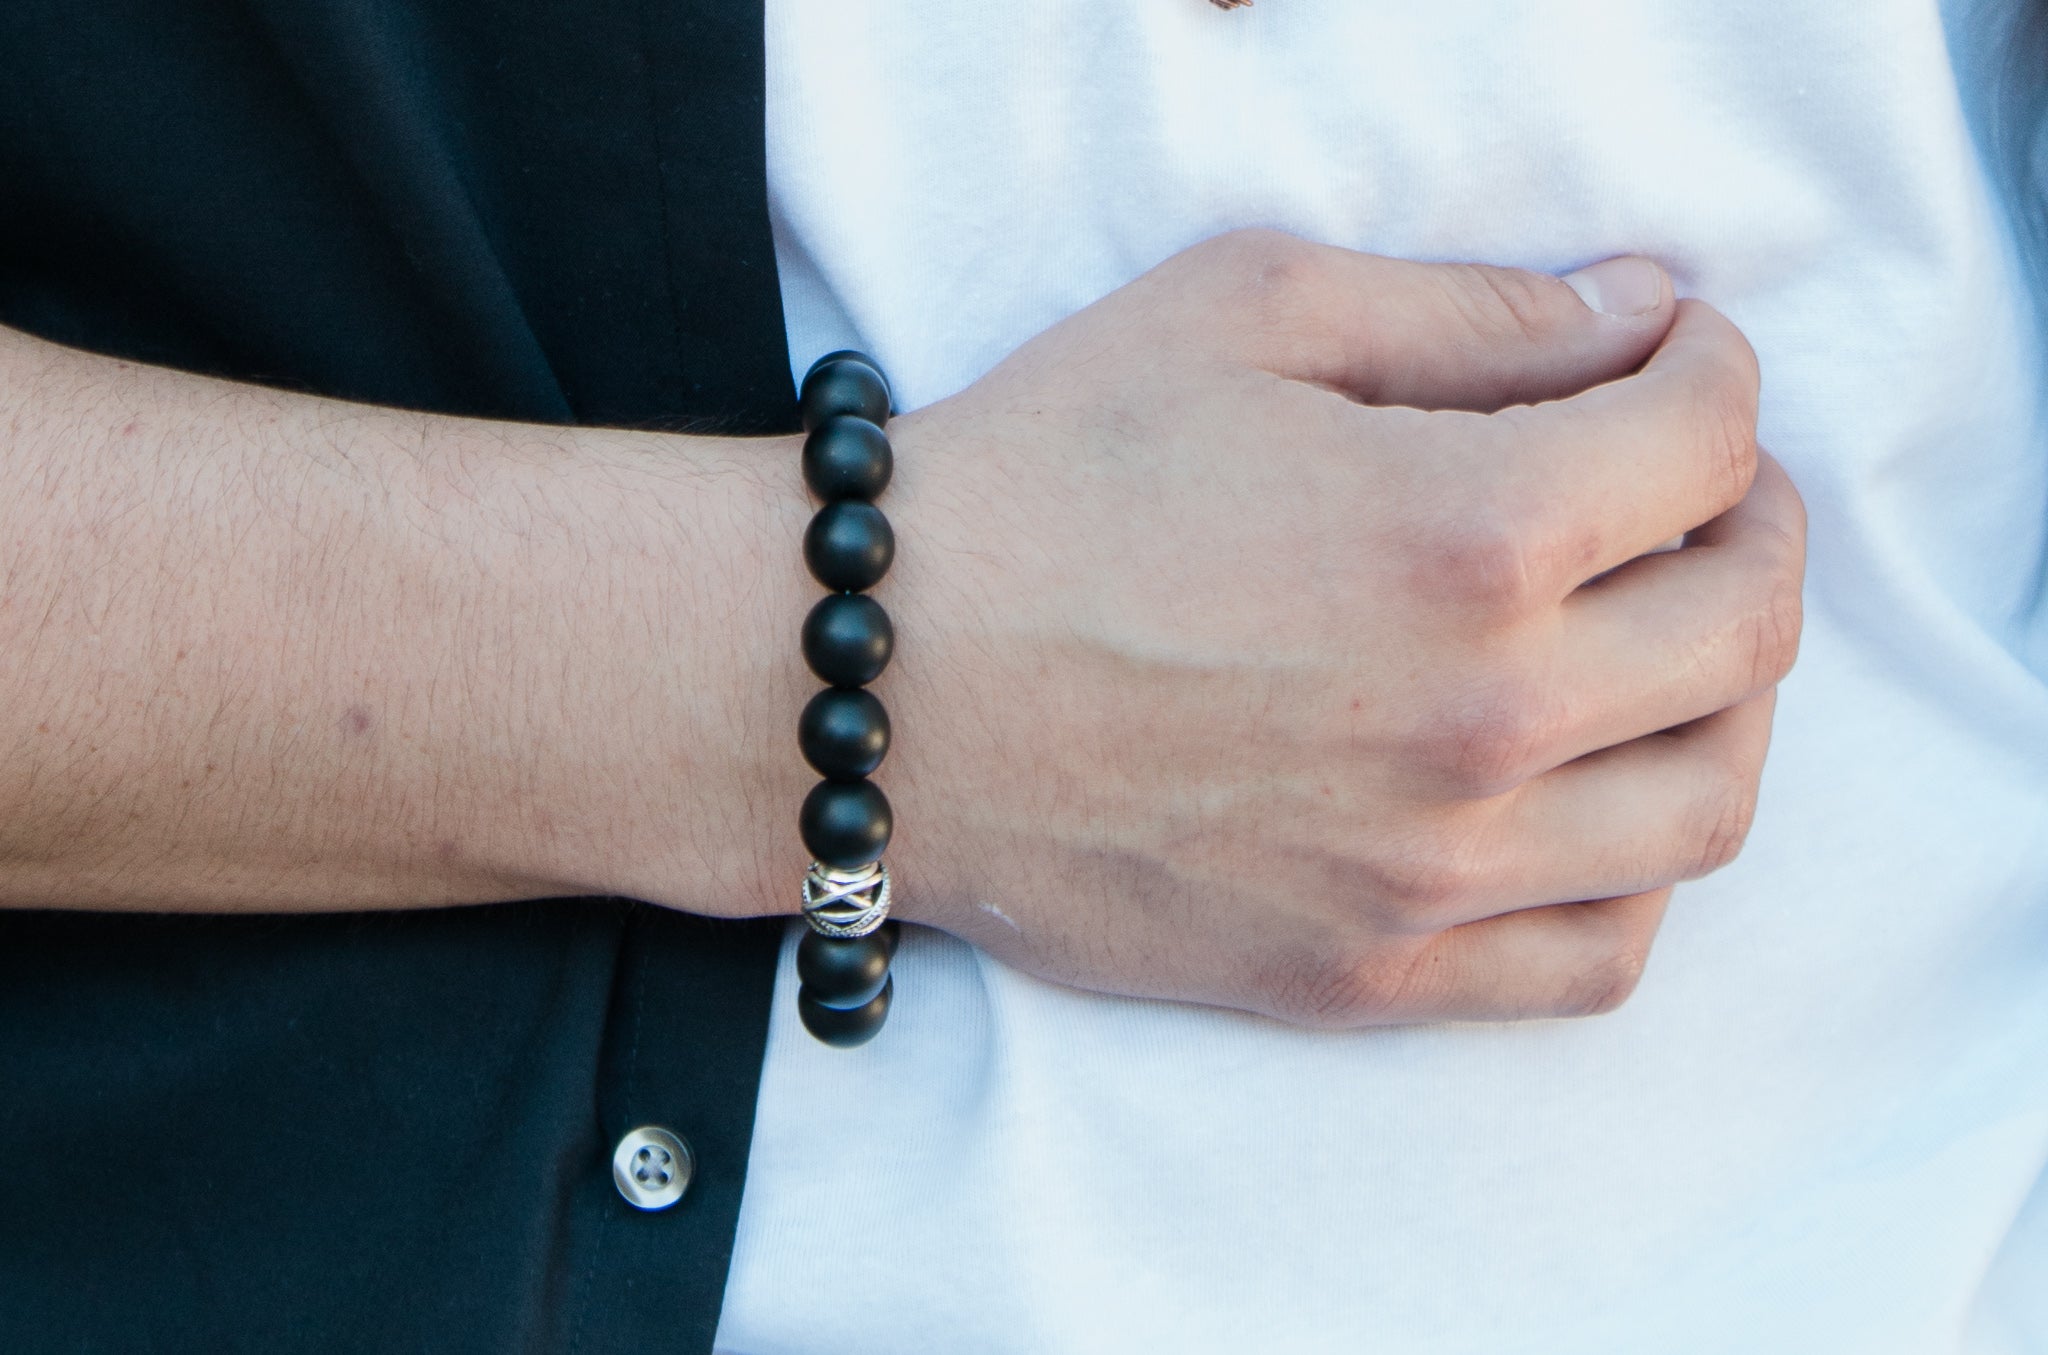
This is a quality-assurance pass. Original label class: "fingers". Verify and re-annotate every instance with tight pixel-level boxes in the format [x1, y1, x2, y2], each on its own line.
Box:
[1409, 888, 1673, 1022]
[1391, 692, 1778, 931]
[1168, 232, 1760, 603]
[1539, 452, 1806, 762]
[1684, 446, 1807, 554]
[1276, 690, 1776, 1028]
[1362, 687, 1770, 1021]
[1275, 888, 1672, 1027]
[1178, 229, 1677, 412]
[1466, 300, 1763, 588]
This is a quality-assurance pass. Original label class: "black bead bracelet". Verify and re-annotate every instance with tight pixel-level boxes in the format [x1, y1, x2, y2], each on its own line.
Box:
[794, 350, 900, 1048]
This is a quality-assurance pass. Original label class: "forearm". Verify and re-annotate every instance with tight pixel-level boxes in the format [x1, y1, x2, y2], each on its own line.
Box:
[0, 323, 811, 914]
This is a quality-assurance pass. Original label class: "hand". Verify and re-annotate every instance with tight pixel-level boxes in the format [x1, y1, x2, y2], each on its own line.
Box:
[880, 230, 1805, 1025]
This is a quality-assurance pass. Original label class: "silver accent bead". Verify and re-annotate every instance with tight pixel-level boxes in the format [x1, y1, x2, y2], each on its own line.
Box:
[801, 860, 892, 938]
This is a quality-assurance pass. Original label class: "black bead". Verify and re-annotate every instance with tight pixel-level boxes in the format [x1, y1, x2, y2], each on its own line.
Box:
[803, 348, 880, 387]
[803, 501, 895, 592]
[799, 779, 892, 868]
[799, 688, 891, 780]
[796, 924, 897, 1009]
[799, 354, 891, 432]
[802, 594, 893, 687]
[799, 975, 893, 1047]
[802, 416, 894, 502]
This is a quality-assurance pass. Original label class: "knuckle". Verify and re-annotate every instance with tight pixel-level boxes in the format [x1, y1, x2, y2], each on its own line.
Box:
[1777, 465, 1812, 549]
[1426, 509, 1542, 613]
[1264, 936, 1435, 1029]
[1214, 227, 1323, 315]
[1426, 677, 1555, 797]
[1209, 224, 1310, 264]
[1689, 362, 1761, 506]
[1739, 574, 1805, 689]
[1555, 936, 1653, 1017]
[1365, 834, 1487, 918]
[1723, 318, 1764, 401]
[1686, 771, 1760, 878]
[1442, 264, 1567, 348]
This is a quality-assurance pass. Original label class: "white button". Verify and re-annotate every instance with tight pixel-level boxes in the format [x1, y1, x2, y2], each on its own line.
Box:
[612, 1125, 694, 1211]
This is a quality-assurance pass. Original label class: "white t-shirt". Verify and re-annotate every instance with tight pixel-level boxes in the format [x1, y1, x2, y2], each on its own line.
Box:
[719, 3, 2048, 1351]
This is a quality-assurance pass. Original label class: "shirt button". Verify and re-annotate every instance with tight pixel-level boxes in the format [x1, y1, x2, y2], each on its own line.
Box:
[612, 1125, 695, 1211]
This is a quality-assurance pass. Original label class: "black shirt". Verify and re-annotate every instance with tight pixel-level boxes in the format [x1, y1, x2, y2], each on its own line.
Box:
[0, 4, 787, 1349]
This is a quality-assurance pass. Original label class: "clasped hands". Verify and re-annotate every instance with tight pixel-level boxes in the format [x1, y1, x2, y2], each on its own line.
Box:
[873, 229, 1804, 1026]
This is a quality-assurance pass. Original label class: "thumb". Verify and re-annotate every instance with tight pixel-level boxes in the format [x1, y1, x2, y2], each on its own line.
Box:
[1213, 234, 1676, 413]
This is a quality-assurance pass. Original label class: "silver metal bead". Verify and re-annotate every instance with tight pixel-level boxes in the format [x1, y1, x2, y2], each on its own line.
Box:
[801, 860, 892, 938]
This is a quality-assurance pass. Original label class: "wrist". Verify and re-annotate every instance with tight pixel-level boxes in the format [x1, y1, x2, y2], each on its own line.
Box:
[448, 423, 816, 916]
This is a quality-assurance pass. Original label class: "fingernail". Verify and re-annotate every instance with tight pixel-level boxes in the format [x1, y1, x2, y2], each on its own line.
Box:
[1562, 256, 1667, 317]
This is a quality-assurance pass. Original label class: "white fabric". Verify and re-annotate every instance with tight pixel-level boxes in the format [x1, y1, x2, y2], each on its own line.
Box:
[720, 3, 2048, 1351]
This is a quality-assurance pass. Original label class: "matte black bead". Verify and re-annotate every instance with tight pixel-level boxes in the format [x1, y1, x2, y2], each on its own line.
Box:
[796, 923, 897, 1009]
[804, 500, 895, 592]
[802, 415, 894, 502]
[801, 594, 893, 687]
[799, 975, 893, 1047]
[799, 688, 891, 780]
[803, 348, 880, 388]
[799, 354, 891, 432]
[799, 779, 892, 868]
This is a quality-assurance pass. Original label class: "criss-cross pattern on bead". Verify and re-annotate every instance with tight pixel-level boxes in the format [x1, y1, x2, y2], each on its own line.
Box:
[802, 861, 893, 939]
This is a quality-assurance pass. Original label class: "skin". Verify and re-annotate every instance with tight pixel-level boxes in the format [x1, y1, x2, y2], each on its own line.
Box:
[0, 229, 1804, 1026]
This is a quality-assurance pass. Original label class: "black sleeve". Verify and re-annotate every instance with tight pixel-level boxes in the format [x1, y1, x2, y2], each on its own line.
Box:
[0, 4, 796, 1350]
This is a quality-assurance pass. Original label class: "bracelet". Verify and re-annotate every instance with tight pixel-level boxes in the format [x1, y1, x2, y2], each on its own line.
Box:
[793, 350, 901, 1048]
